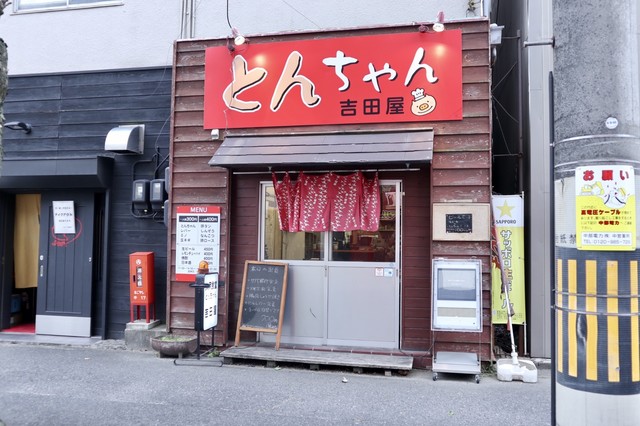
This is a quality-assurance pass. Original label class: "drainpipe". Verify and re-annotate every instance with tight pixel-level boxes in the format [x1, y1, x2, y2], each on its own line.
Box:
[180, 0, 196, 39]
[101, 188, 111, 340]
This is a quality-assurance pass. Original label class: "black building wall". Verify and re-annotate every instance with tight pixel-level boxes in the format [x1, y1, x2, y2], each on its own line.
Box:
[2, 67, 172, 339]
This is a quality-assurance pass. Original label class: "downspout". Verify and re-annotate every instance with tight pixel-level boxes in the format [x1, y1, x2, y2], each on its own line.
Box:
[180, 0, 196, 39]
[101, 188, 111, 340]
[517, 29, 524, 192]
[482, 0, 490, 18]
[548, 71, 556, 426]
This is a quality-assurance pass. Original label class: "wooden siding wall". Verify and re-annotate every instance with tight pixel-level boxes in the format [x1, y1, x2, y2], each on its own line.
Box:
[2, 68, 172, 338]
[430, 20, 493, 362]
[170, 45, 231, 344]
[171, 20, 492, 359]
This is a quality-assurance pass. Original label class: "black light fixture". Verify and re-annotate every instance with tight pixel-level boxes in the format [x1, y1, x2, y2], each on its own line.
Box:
[4, 121, 32, 134]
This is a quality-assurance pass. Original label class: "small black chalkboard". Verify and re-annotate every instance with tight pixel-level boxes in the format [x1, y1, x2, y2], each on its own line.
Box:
[445, 213, 473, 234]
[235, 261, 288, 350]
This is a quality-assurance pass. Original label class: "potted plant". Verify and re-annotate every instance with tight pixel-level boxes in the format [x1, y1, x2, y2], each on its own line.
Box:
[150, 335, 198, 358]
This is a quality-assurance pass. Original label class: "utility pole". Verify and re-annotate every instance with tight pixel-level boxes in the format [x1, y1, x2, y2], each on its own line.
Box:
[553, 2, 640, 424]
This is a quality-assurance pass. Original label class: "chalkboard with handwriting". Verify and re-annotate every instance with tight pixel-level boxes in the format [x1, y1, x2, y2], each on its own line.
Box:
[235, 261, 288, 350]
[445, 213, 473, 234]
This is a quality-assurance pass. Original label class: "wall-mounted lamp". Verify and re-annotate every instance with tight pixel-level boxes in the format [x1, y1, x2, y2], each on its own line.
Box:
[231, 27, 247, 46]
[3, 121, 32, 134]
[433, 11, 445, 32]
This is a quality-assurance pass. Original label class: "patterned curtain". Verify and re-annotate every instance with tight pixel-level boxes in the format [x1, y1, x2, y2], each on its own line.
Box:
[272, 172, 380, 232]
[271, 172, 301, 232]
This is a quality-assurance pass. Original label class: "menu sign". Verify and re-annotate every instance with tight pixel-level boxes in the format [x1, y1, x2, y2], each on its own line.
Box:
[204, 30, 462, 129]
[175, 205, 221, 281]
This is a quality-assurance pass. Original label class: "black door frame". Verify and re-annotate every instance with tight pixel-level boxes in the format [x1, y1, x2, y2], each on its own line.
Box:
[0, 156, 113, 337]
[0, 194, 15, 330]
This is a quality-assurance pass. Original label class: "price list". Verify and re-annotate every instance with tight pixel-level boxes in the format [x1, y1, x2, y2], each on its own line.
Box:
[175, 205, 221, 281]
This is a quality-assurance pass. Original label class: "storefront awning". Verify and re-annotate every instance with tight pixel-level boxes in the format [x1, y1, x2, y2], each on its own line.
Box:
[208, 130, 434, 170]
[0, 156, 113, 190]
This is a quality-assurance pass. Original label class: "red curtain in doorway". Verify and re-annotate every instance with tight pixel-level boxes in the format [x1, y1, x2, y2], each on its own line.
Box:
[272, 172, 380, 232]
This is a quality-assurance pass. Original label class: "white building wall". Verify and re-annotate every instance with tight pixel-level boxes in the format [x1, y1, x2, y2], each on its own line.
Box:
[0, 0, 484, 75]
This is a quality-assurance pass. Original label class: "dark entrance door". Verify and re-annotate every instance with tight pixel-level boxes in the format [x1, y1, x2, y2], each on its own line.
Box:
[36, 192, 95, 337]
[0, 194, 15, 331]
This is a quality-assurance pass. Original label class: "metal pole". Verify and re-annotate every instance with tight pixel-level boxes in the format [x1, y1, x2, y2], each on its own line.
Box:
[548, 71, 556, 426]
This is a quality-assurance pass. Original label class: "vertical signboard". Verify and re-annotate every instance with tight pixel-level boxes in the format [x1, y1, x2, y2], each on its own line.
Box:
[575, 165, 636, 251]
[193, 273, 218, 331]
[175, 206, 221, 281]
[202, 274, 218, 330]
[491, 194, 526, 325]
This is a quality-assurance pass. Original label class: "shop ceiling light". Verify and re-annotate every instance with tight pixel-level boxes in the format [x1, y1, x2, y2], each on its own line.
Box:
[433, 11, 445, 32]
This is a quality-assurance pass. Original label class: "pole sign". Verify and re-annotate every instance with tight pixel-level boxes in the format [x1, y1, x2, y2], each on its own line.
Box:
[175, 206, 221, 281]
[202, 273, 218, 330]
[204, 30, 462, 129]
[192, 273, 218, 331]
[575, 165, 636, 251]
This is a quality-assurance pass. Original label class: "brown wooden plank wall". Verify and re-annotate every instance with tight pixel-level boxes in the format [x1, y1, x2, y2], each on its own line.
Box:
[169, 37, 231, 345]
[170, 20, 492, 358]
[430, 19, 493, 362]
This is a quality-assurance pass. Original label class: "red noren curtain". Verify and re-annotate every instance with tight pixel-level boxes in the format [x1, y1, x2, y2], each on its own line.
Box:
[272, 172, 380, 232]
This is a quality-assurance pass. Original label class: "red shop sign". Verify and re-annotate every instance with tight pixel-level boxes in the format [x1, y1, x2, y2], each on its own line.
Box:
[204, 30, 462, 129]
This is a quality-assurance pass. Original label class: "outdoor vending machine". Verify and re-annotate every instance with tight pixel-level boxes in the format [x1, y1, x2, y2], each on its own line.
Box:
[129, 252, 156, 323]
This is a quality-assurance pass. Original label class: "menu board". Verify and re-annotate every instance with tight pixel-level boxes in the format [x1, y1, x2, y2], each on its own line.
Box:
[235, 261, 288, 350]
[175, 205, 221, 281]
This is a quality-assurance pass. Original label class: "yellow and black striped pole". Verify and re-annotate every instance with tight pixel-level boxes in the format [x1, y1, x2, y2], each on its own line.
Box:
[554, 149, 640, 424]
[556, 250, 640, 394]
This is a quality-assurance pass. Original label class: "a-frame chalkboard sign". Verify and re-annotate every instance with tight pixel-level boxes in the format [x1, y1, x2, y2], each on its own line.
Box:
[235, 260, 288, 350]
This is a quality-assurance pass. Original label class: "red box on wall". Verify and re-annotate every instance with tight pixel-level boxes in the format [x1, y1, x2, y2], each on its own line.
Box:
[129, 252, 155, 323]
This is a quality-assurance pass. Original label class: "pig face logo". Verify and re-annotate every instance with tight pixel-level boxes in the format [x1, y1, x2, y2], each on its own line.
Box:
[410, 88, 436, 116]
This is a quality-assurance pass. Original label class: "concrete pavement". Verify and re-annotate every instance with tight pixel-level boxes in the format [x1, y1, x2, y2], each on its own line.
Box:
[0, 341, 551, 425]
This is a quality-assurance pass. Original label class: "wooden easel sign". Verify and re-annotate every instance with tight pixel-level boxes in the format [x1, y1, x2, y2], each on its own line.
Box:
[235, 260, 288, 350]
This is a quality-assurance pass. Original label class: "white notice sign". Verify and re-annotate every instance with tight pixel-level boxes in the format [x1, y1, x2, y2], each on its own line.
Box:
[203, 274, 218, 330]
[52, 201, 76, 234]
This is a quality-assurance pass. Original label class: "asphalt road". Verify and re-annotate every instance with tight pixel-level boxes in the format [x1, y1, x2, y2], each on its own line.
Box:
[0, 342, 551, 425]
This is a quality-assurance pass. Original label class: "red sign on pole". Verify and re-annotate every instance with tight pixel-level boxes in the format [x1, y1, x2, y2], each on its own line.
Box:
[204, 30, 462, 129]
